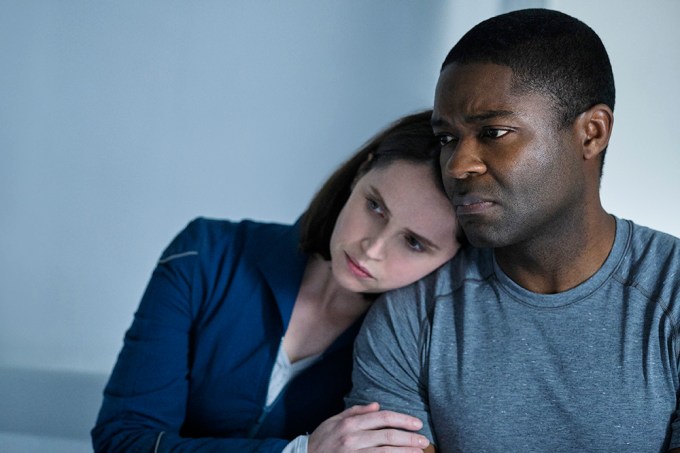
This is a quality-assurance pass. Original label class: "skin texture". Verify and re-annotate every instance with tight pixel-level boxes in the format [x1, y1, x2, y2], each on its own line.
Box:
[433, 63, 583, 249]
[308, 403, 430, 453]
[284, 161, 460, 362]
[287, 160, 460, 451]
[432, 62, 615, 294]
[329, 160, 461, 294]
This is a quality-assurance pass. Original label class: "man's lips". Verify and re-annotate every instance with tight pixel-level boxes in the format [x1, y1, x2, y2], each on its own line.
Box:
[453, 196, 496, 215]
[345, 253, 374, 279]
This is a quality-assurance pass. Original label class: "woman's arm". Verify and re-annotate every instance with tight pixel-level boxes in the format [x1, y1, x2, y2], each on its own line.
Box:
[92, 220, 289, 452]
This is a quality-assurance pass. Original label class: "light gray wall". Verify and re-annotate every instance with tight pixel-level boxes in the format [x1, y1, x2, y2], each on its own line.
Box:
[1, 0, 678, 448]
[0, 0, 678, 403]
[0, 0, 459, 375]
[549, 0, 680, 238]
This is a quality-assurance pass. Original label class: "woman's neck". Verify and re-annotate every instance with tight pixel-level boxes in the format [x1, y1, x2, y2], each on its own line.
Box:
[300, 254, 372, 316]
[282, 255, 372, 363]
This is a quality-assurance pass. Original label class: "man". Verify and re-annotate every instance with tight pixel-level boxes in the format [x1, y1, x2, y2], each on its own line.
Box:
[347, 8, 680, 452]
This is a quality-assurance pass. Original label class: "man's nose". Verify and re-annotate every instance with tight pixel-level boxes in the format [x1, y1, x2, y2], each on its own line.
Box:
[442, 138, 487, 180]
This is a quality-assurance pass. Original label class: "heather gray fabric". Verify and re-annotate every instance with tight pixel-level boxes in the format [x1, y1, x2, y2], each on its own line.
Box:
[347, 217, 680, 452]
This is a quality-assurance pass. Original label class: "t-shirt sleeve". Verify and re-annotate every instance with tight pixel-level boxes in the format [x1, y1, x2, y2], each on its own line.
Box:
[345, 283, 436, 445]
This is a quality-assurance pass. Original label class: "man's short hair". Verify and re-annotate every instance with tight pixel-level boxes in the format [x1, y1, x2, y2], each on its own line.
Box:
[442, 8, 615, 128]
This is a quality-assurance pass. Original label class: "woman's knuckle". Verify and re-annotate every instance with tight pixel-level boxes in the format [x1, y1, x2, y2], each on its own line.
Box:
[339, 432, 358, 448]
[379, 410, 395, 425]
[338, 417, 355, 432]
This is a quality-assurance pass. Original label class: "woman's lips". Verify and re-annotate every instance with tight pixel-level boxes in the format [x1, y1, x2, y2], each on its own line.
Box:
[345, 253, 374, 279]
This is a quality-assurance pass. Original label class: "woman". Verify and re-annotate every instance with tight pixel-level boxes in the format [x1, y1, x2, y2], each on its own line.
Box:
[92, 110, 463, 452]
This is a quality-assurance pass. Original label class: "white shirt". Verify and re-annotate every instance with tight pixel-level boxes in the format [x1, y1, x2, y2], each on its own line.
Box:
[268, 337, 320, 453]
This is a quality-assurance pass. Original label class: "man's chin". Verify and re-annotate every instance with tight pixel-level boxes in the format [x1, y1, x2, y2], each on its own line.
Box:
[462, 227, 508, 249]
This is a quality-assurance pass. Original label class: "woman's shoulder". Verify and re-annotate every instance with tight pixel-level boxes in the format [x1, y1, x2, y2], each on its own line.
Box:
[163, 217, 294, 257]
[182, 216, 292, 239]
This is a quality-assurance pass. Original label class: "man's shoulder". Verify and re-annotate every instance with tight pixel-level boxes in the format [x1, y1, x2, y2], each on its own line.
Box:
[423, 245, 495, 294]
[622, 218, 680, 268]
[627, 219, 680, 249]
[382, 245, 494, 309]
[616, 218, 680, 304]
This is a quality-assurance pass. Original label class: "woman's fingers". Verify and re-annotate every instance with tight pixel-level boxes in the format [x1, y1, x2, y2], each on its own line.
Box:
[340, 402, 382, 417]
[352, 427, 429, 450]
[340, 405, 424, 432]
[308, 403, 430, 452]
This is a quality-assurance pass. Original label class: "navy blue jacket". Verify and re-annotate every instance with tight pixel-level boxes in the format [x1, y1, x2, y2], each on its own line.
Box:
[92, 218, 363, 452]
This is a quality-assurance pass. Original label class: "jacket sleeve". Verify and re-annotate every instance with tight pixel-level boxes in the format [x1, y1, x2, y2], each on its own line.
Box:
[91, 219, 289, 452]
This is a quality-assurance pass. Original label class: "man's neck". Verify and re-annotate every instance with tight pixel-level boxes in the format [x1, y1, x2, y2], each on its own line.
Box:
[494, 212, 616, 294]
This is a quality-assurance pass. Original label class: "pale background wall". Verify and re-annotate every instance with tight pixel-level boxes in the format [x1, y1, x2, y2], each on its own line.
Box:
[550, 0, 680, 238]
[0, 0, 678, 449]
[0, 0, 466, 376]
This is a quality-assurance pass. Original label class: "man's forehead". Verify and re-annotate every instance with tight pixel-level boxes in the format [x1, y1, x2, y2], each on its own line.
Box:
[436, 62, 514, 91]
[433, 63, 517, 112]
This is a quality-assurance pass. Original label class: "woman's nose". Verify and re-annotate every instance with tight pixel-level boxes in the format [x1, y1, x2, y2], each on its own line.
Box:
[361, 235, 386, 260]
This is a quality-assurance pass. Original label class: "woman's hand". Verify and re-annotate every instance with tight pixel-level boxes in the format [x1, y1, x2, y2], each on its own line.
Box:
[308, 402, 430, 452]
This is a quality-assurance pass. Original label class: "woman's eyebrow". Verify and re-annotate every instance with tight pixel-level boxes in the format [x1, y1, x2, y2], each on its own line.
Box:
[371, 185, 440, 251]
[368, 186, 391, 216]
[407, 229, 439, 251]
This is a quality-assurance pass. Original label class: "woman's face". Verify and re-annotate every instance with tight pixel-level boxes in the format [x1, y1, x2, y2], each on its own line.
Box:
[329, 160, 461, 293]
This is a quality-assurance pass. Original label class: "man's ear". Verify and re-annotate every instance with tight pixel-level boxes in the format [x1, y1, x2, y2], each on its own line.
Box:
[576, 103, 614, 161]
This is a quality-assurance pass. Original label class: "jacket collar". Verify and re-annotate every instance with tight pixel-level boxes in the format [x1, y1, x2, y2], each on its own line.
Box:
[254, 219, 307, 331]
[253, 218, 367, 354]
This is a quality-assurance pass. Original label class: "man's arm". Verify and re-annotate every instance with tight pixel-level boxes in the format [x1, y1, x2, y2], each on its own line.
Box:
[307, 403, 430, 452]
[346, 286, 437, 446]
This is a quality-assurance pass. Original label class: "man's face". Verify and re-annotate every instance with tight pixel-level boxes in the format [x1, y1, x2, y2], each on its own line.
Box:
[432, 62, 586, 249]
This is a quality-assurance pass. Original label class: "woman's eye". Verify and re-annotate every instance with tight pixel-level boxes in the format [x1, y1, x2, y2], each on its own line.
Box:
[366, 198, 384, 216]
[482, 128, 510, 139]
[405, 235, 425, 252]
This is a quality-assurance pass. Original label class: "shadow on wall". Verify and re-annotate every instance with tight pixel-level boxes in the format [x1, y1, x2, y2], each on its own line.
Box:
[0, 367, 107, 451]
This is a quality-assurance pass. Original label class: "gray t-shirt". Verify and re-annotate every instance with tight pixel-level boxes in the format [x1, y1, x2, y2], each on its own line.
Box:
[347, 217, 680, 452]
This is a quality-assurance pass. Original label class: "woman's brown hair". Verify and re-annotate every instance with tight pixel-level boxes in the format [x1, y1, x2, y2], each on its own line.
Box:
[299, 109, 454, 260]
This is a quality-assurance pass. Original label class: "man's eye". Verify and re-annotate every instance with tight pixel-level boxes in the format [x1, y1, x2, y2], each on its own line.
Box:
[483, 129, 510, 139]
[437, 135, 456, 146]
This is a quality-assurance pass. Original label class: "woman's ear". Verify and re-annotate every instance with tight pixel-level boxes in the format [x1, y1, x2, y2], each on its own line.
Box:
[576, 104, 614, 161]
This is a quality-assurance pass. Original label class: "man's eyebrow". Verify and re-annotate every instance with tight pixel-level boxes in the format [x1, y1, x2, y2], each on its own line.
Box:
[430, 116, 447, 128]
[465, 110, 515, 122]
[431, 110, 515, 128]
